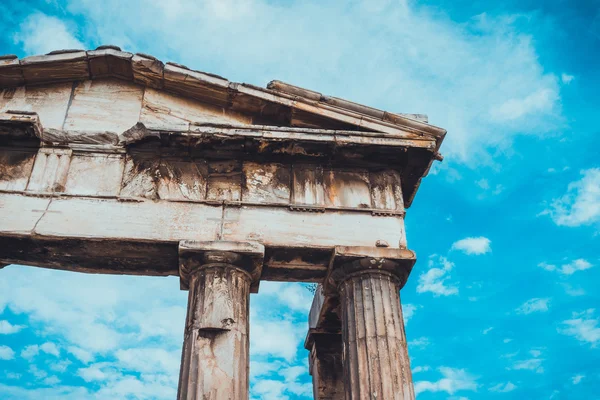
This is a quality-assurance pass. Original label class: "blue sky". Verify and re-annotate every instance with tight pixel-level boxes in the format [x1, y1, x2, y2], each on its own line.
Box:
[0, 0, 599, 398]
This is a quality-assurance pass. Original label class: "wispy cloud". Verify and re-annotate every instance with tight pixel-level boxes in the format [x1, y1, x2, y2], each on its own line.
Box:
[403, 303, 417, 325]
[559, 309, 600, 347]
[489, 381, 517, 392]
[515, 298, 550, 314]
[561, 73, 575, 84]
[409, 337, 431, 348]
[511, 357, 544, 373]
[413, 366, 431, 374]
[542, 168, 600, 227]
[452, 237, 492, 255]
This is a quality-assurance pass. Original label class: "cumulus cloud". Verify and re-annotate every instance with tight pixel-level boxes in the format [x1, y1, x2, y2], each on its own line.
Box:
[452, 237, 492, 255]
[0, 320, 25, 334]
[20, 342, 60, 360]
[572, 374, 585, 385]
[559, 309, 600, 347]
[417, 255, 459, 296]
[13, 12, 85, 55]
[539, 259, 593, 275]
[414, 367, 478, 395]
[0, 345, 15, 360]
[543, 168, 600, 227]
[515, 298, 550, 314]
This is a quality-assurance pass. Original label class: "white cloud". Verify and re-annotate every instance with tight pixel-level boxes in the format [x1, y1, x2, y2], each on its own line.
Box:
[409, 337, 430, 348]
[515, 298, 550, 314]
[559, 309, 600, 347]
[67, 346, 94, 364]
[489, 382, 517, 393]
[515, 351, 546, 374]
[476, 178, 490, 190]
[482, 327, 494, 335]
[452, 237, 491, 255]
[40, 342, 60, 357]
[491, 88, 558, 122]
[50, 359, 72, 373]
[414, 367, 478, 395]
[543, 168, 600, 227]
[571, 374, 585, 385]
[561, 73, 575, 84]
[563, 284, 586, 297]
[413, 366, 431, 374]
[252, 379, 288, 400]
[20, 342, 60, 360]
[42, 376, 61, 385]
[250, 317, 303, 362]
[539, 259, 593, 275]
[21, 345, 40, 360]
[529, 349, 542, 358]
[13, 12, 85, 55]
[250, 363, 312, 400]
[417, 255, 459, 296]
[0, 320, 25, 334]
[511, 358, 544, 373]
[77, 364, 111, 383]
[258, 282, 313, 312]
[0, 345, 15, 360]
[115, 348, 180, 375]
[55, 0, 563, 164]
[403, 303, 417, 325]
[503, 338, 513, 344]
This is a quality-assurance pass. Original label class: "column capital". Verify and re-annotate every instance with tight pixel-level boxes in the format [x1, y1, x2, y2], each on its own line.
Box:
[178, 240, 264, 293]
[323, 246, 416, 295]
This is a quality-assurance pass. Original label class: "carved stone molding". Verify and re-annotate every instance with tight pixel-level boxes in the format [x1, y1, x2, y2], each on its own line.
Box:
[324, 246, 416, 296]
[178, 240, 264, 293]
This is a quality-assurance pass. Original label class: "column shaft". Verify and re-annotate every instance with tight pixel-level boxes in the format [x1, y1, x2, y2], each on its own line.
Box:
[309, 333, 345, 400]
[178, 264, 251, 400]
[339, 271, 414, 400]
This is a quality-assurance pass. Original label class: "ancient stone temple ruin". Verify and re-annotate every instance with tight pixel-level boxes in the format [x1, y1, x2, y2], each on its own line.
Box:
[0, 46, 446, 399]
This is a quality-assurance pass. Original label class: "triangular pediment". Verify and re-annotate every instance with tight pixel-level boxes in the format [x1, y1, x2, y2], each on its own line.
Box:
[0, 47, 445, 143]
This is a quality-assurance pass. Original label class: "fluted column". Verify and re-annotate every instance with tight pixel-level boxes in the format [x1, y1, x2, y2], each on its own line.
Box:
[177, 241, 264, 400]
[339, 270, 413, 400]
[326, 252, 415, 400]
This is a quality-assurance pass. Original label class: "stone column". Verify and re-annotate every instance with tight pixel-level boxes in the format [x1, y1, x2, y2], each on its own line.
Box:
[306, 332, 345, 400]
[327, 250, 415, 400]
[177, 241, 264, 400]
